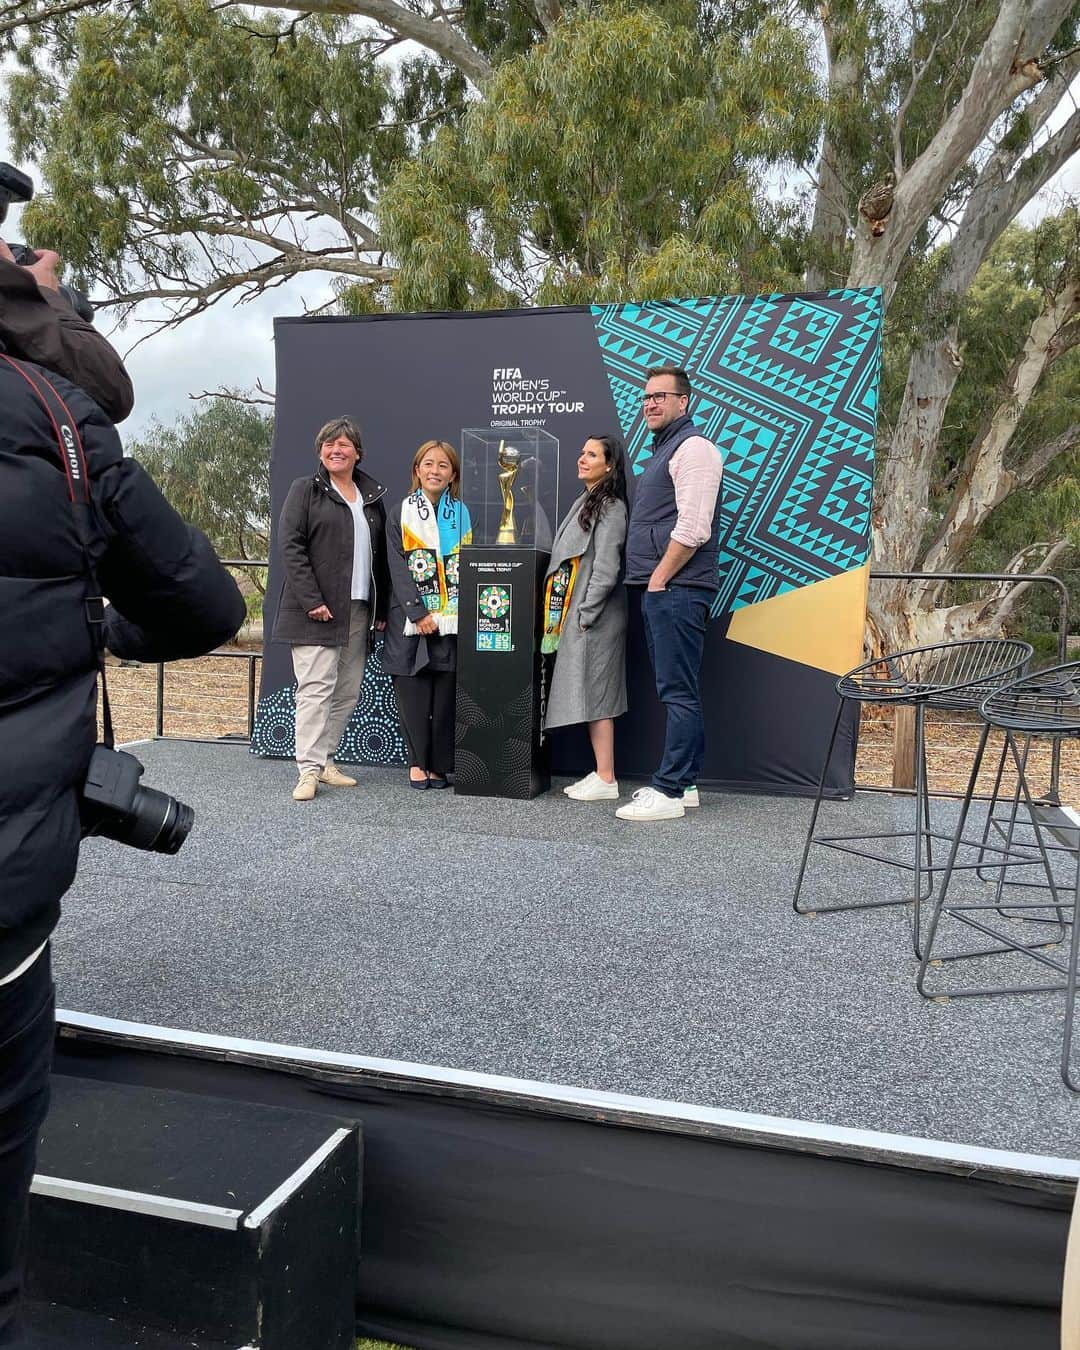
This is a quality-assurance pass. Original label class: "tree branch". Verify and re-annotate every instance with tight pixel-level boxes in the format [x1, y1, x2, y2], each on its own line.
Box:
[849, 0, 1077, 297]
[236, 0, 491, 85]
[97, 253, 395, 314]
[918, 277, 1080, 584]
[1015, 421, 1080, 488]
[893, 3, 966, 178]
[531, 0, 560, 35]
[987, 537, 1073, 626]
[190, 379, 276, 405]
[0, 0, 105, 37]
[805, 8, 861, 292]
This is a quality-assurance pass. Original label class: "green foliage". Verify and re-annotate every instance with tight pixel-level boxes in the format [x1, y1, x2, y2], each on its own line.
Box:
[377, 2, 821, 311]
[6, 0, 404, 304]
[127, 396, 273, 589]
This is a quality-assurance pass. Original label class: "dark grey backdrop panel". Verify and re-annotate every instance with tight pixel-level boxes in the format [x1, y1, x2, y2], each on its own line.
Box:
[255, 308, 857, 795]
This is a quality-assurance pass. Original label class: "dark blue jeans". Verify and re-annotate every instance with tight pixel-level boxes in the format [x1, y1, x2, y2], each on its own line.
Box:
[640, 586, 711, 798]
[0, 949, 54, 1349]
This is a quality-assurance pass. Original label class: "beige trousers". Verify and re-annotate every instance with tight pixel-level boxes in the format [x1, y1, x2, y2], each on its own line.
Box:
[292, 600, 369, 777]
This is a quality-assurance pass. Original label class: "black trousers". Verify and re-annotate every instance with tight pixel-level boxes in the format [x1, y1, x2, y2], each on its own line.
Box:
[393, 671, 456, 775]
[0, 948, 54, 1348]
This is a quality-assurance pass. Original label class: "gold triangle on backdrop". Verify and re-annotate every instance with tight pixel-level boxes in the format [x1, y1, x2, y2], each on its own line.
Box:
[725, 564, 869, 677]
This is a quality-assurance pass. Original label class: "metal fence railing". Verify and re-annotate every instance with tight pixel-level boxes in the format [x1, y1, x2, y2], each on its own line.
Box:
[141, 563, 1072, 798]
[869, 572, 1070, 801]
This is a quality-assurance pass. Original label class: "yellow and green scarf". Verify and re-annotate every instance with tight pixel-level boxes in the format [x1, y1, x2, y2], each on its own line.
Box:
[541, 557, 580, 653]
[402, 488, 473, 635]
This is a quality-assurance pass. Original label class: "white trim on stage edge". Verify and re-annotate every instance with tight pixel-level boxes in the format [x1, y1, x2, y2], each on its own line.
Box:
[56, 1007, 1080, 1188]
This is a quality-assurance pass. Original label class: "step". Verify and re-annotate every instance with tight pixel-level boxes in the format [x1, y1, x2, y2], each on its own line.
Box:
[24, 1299, 233, 1349]
[28, 1075, 360, 1350]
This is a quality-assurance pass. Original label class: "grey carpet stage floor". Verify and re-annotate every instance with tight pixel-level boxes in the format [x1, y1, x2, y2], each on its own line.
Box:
[58, 739, 1080, 1160]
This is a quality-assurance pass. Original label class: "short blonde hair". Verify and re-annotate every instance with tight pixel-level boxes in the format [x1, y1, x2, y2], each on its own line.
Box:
[409, 439, 460, 499]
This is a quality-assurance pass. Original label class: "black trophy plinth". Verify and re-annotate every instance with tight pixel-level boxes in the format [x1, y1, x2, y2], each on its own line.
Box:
[455, 546, 550, 799]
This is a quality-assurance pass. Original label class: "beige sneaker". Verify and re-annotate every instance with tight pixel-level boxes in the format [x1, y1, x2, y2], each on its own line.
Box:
[565, 772, 619, 801]
[319, 762, 357, 787]
[292, 770, 319, 801]
[615, 786, 685, 822]
[683, 786, 700, 808]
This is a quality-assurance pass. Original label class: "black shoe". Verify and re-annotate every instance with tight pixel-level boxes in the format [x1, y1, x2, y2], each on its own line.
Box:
[410, 777, 429, 791]
[427, 775, 451, 789]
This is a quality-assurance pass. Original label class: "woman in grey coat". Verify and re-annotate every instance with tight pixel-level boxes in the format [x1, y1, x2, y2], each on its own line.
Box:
[542, 435, 629, 802]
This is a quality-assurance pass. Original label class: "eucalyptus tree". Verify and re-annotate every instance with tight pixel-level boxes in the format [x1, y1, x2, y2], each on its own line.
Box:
[127, 395, 274, 589]
[6, 0, 1079, 649]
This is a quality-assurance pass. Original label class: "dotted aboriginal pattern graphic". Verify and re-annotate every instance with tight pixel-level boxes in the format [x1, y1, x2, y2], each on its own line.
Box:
[249, 637, 407, 765]
[590, 289, 882, 617]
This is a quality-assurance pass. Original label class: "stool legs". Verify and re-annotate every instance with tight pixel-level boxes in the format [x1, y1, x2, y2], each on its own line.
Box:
[918, 729, 1075, 1015]
[916, 722, 991, 995]
[793, 699, 936, 957]
[792, 697, 845, 916]
[1061, 820, 1080, 1090]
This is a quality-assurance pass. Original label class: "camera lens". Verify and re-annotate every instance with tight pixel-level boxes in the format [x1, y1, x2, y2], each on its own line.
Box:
[107, 786, 195, 854]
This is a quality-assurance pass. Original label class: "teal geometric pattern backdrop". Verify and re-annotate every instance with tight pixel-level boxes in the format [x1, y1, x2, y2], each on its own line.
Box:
[590, 288, 882, 617]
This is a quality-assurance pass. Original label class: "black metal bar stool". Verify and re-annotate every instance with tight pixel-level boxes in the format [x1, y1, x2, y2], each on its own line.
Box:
[916, 662, 1080, 1089]
[792, 638, 1033, 955]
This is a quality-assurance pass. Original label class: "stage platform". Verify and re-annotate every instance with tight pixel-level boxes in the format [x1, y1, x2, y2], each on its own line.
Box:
[56, 737, 1080, 1162]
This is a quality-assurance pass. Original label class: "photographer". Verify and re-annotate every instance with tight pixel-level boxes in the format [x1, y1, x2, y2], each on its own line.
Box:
[0, 240, 133, 423]
[0, 251, 244, 1345]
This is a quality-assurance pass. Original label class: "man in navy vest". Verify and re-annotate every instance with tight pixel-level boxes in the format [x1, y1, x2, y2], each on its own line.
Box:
[616, 365, 723, 822]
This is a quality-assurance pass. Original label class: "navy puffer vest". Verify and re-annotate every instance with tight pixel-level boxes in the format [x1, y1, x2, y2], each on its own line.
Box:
[624, 415, 722, 590]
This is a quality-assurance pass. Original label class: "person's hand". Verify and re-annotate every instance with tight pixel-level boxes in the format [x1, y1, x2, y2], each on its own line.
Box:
[307, 604, 333, 622]
[0, 240, 61, 292]
[646, 570, 668, 593]
[416, 613, 438, 635]
[374, 619, 386, 632]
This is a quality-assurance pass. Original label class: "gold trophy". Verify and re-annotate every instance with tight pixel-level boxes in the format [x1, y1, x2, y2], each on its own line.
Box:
[495, 441, 521, 545]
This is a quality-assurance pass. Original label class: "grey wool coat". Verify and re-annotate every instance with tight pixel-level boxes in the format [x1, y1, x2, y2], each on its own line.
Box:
[544, 494, 628, 731]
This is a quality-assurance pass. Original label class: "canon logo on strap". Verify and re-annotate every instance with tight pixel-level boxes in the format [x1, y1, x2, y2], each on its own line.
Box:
[60, 423, 80, 480]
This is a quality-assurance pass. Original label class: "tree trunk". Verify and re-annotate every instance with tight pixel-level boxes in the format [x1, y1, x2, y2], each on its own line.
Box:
[919, 277, 1080, 585]
[805, 15, 859, 293]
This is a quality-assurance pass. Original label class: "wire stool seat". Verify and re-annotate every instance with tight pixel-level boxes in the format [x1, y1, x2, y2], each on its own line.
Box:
[793, 638, 1034, 956]
[916, 662, 1080, 1088]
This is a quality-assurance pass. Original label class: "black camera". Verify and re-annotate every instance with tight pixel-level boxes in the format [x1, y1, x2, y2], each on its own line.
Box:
[0, 162, 95, 322]
[81, 745, 194, 854]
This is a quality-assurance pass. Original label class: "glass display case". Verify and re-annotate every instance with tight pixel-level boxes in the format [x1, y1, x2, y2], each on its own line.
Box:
[460, 428, 559, 550]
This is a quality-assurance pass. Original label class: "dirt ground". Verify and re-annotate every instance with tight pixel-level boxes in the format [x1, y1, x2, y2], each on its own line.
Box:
[100, 649, 1079, 804]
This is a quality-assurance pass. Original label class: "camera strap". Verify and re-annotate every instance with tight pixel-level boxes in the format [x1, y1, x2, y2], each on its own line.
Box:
[0, 351, 115, 748]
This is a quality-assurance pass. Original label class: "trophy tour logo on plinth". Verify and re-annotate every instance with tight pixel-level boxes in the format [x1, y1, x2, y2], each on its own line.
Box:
[476, 584, 512, 651]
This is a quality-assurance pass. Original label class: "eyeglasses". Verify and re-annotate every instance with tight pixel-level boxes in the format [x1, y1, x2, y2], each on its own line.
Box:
[641, 391, 684, 405]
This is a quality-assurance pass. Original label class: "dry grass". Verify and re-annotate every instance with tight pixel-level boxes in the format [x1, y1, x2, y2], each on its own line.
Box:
[100, 651, 1079, 804]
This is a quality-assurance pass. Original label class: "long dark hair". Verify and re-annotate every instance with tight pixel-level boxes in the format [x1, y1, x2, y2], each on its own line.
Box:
[578, 435, 628, 532]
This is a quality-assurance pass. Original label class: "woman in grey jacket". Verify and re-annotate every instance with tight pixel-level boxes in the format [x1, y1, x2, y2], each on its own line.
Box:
[542, 435, 629, 801]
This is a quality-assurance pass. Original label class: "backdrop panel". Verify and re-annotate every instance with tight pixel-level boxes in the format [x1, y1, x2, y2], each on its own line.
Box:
[253, 292, 881, 795]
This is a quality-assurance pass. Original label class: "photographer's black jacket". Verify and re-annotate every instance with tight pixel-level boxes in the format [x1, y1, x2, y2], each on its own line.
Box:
[0, 355, 245, 977]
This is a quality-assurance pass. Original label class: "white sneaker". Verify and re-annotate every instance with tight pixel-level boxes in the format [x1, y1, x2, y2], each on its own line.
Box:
[615, 786, 685, 821]
[564, 772, 619, 801]
[683, 786, 700, 808]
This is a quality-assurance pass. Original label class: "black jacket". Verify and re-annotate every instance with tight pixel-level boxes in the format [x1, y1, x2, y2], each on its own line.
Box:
[0, 355, 245, 976]
[0, 259, 134, 422]
[381, 499, 457, 677]
[272, 466, 389, 646]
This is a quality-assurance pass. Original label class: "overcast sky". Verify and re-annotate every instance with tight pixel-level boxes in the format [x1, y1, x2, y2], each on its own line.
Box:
[2, 62, 1077, 450]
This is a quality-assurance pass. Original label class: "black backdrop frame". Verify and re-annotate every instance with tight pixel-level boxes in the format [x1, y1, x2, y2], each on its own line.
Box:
[257, 306, 866, 797]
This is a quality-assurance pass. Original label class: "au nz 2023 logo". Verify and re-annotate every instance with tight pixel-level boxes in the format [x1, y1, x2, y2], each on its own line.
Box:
[476, 584, 512, 652]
